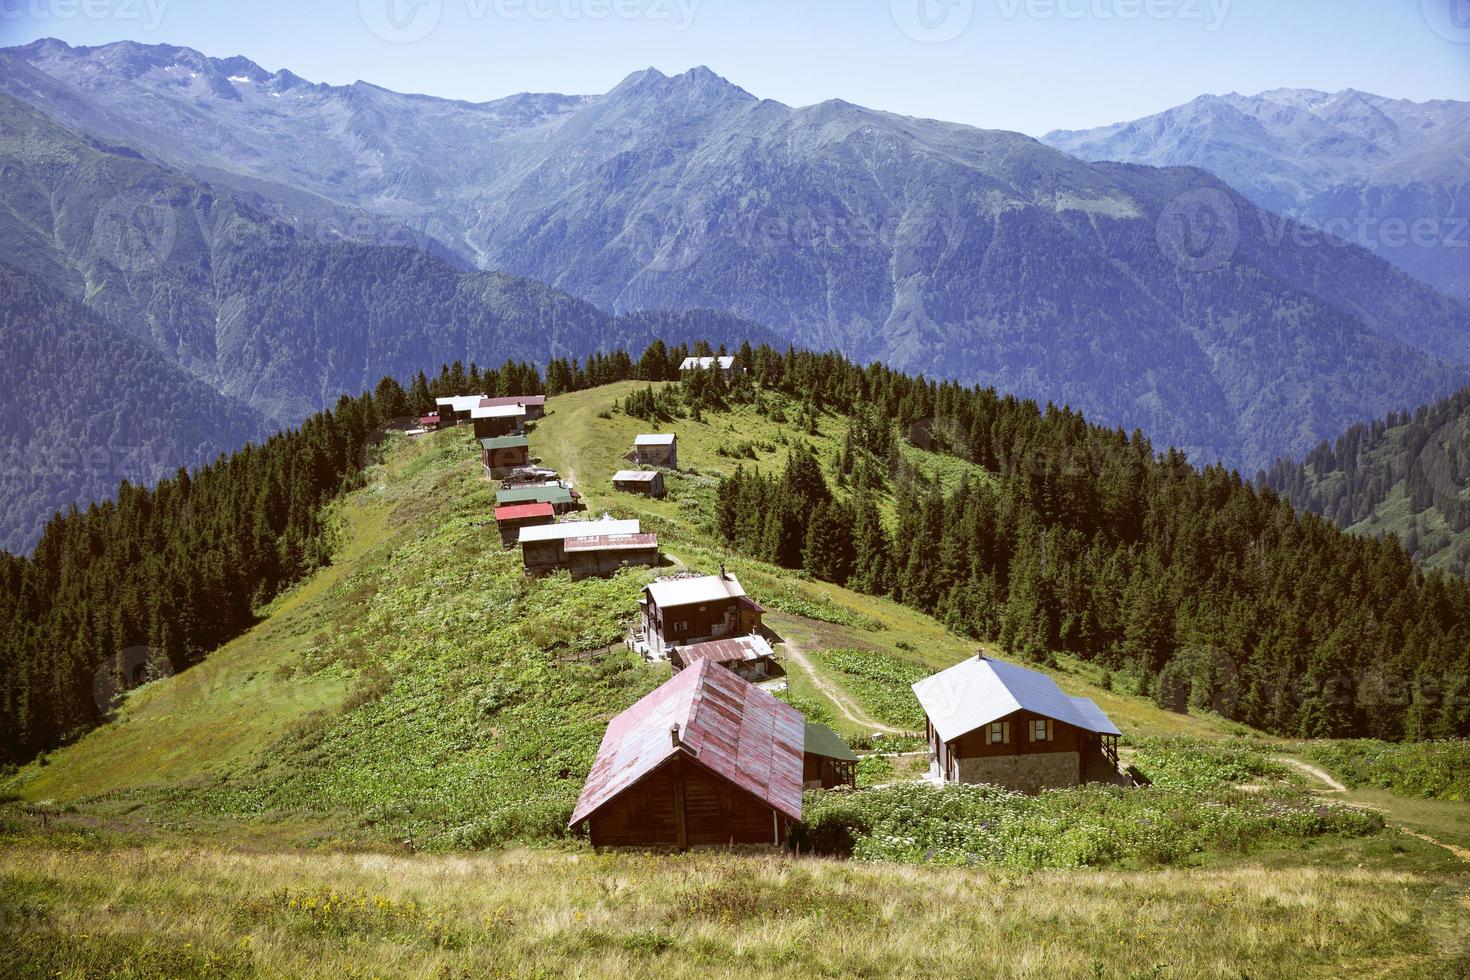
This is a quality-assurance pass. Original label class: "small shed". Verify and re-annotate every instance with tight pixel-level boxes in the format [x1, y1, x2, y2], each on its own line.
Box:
[803, 721, 858, 790]
[669, 634, 782, 686]
[481, 435, 530, 478]
[563, 532, 661, 579]
[471, 403, 527, 440]
[569, 658, 803, 850]
[518, 518, 642, 575]
[632, 433, 678, 469]
[495, 483, 579, 514]
[912, 654, 1124, 793]
[418, 413, 443, 431]
[479, 394, 546, 421]
[493, 501, 555, 548]
[612, 469, 665, 498]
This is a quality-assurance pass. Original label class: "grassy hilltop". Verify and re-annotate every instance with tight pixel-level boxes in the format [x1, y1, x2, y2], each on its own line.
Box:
[4, 381, 1470, 977]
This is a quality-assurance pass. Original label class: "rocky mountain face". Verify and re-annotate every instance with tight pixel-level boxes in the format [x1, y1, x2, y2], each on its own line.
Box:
[5, 41, 1468, 473]
[1044, 89, 1470, 298]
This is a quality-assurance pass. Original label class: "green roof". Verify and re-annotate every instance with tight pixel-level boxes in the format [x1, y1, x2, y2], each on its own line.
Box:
[496, 485, 572, 505]
[479, 436, 529, 451]
[803, 721, 858, 762]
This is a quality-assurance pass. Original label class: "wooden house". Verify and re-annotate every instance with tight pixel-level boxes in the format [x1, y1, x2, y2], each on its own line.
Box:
[479, 394, 546, 421]
[679, 355, 740, 380]
[495, 483, 579, 514]
[911, 654, 1123, 793]
[639, 572, 763, 660]
[418, 413, 444, 431]
[518, 518, 642, 575]
[434, 395, 487, 426]
[802, 721, 858, 790]
[569, 658, 803, 850]
[669, 634, 782, 686]
[471, 403, 526, 440]
[493, 501, 555, 548]
[612, 469, 665, 498]
[563, 532, 661, 580]
[480, 435, 530, 478]
[632, 433, 678, 469]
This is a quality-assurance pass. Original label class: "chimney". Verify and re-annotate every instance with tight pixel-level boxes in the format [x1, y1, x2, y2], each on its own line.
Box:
[719, 562, 727, 579]
[670, 724, 681, 748]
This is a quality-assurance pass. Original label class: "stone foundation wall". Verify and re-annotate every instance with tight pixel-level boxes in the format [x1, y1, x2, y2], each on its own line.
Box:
[955, 751, 1080, 793]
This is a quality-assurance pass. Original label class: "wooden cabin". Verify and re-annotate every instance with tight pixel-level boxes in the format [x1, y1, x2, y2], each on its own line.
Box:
[563, 532, 661, 580]
[479, 394, 546, 421]
[481, 435, 530, 478]
[569, 658, 803, 850]
[670, 634, 782, 686]
[639, 571, 763, 660]
[471, 403, 526, 440]
[612, 469, 665, 498]
[802, 721, 858, 790]
[632, 433, 678, 469]
[912, 654, 1124, 793]
[679, 355, 741, 381]
[495, 483, 579, 514]
[493, 501, 555, 548]
[434, 394, 486, 426]
[518, 518, 642, 575]
[418, 413, 444, 431]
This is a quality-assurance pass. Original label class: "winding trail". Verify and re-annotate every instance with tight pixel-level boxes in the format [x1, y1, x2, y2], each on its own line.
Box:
[779, 635, 905, 736]
[1275, 753, 1469, 864]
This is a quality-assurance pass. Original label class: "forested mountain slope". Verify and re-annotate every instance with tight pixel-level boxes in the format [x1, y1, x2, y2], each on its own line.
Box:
[1045, 89, 1470, 298]
[0, 265, 268, 553]
[1260, 386, 1470, 577]
[6, 41, 1470, 471]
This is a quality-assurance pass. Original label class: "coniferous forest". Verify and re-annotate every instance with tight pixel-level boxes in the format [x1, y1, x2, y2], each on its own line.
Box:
[5, 340, 1470, 766]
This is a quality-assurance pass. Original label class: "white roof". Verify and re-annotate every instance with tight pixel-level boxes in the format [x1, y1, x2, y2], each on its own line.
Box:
[471, 404, 526, 419]
[644, 573, 747, 608]
[435, 394, 487, 412]
[635, 433, 676, 446]
[517, 518, 640, 544]
[912, 655, 1121, 742]
[612, 470, 659, 481]
[681, 356, 735, 370]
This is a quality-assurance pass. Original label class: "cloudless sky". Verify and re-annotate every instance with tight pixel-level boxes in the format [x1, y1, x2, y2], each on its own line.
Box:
[2, 0, 1467, 133]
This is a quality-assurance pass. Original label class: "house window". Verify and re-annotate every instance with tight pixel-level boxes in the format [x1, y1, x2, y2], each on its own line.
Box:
[1030, 719, 1053, 743]
[987, 722, 1010, 745]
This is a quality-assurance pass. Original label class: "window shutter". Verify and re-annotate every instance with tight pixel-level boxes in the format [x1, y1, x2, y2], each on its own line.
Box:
[1002, 722, 1010, 744]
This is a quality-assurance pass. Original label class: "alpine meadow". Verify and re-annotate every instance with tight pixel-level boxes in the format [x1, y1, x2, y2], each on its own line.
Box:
[2, 4, 1470, 978]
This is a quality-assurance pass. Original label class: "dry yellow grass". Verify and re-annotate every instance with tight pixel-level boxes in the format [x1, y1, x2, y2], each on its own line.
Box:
[3, 841, 1464, 979]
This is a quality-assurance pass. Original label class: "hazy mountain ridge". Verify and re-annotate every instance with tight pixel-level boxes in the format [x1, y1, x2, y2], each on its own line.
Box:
[1044, 88, 1470, 298]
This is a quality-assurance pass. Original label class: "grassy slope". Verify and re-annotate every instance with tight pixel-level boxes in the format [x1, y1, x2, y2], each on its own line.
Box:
[4, 381, 1469, 976]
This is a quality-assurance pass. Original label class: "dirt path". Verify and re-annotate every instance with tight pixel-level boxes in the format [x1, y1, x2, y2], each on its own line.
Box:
[1275, 754, 1470, 864]
[1277, 756, 1348, 793]
[779, 636, 904, 735]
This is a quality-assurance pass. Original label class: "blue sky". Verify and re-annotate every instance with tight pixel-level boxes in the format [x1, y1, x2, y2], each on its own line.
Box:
[1, 0, 1466, 133]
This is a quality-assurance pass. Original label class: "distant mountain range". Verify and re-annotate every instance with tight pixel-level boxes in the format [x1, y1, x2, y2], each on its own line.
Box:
[2, 39, 1470, 549]
[1044, 89, 1470, 298]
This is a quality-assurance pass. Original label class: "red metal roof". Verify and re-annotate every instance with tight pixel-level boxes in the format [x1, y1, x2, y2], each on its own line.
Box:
[675, 635, 772, 665]
[494, 502, 555, 522]
[479, 395, 546, 408]
[418, 415, 440, 426]
[562, 533, 659, 552]
[569, 658, 804, 826]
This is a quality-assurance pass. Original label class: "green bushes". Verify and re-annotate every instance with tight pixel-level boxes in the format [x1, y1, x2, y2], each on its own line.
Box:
[1131, 736, 1289, 791]
[797, 782, 1382, 869]
[809, 648, 927, 730]
[1303, 740, 1470, 800]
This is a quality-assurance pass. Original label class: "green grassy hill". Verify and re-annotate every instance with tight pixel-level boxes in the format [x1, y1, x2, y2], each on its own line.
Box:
[5, 381, 1470, 977]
